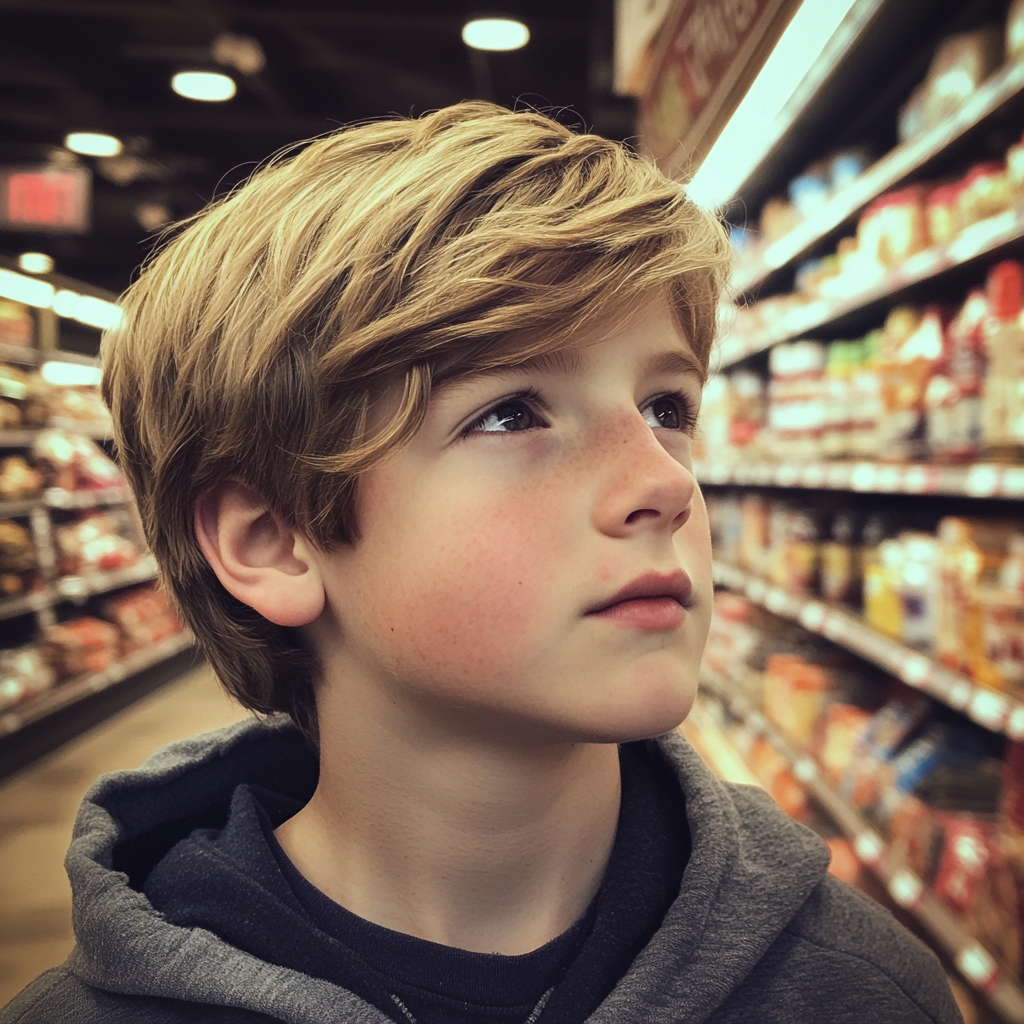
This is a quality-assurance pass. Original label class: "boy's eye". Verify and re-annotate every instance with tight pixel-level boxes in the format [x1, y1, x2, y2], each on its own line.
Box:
[468, 399, 541, 433]
[641, 392, 697, 433]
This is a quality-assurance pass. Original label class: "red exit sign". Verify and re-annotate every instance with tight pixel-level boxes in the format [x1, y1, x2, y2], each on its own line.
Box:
[0, 166, 90, 233]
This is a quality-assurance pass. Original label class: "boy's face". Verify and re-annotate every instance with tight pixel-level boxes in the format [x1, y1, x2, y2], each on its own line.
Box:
[310, 294, 711, 744]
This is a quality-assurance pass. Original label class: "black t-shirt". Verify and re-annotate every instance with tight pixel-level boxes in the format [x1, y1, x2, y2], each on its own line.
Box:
[144, 740, 690, 1024]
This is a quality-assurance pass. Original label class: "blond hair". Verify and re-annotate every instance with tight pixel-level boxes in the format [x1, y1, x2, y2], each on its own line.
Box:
[102, 102, 730, 744]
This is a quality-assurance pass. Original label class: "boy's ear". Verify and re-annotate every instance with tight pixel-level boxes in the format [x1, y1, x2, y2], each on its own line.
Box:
[194, 480, 325, 628]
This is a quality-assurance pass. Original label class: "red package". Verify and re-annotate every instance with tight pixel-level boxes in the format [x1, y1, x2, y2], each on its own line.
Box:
[45, 617, 120, 678]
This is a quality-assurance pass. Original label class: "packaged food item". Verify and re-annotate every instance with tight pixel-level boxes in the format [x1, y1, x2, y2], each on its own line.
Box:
[825, 836, 861, 885]
[973, 533, 1024, 695]
[763, 653, 830, 749]
[982, 261, 1024, 459]
[897, 533, 940, 650]
[0, 455, 43, 501]
[863, 535, 904, 640]
[925, 289, 986, 463]
[788, 169, 830, 218]
[958, 161, 1011, 227]
[888, 793, 941, 881]
[760, 197, 802, 243]
[0, 644, 55, 711]
[877, 305, 947, 461]
[933, 815, 1020, 974]
[766, 340, 827, 460]
[46, 387, 112, 429]
[0, 300, 34, 347]
[828, 148, 872, 192]
[55, 511, 140, 576]
[739, 492, 771, 577]
[747, 736, 809, 819]
[0, 518, 38, 597]
[925, 183, 963, 246]
[817, 703, 873, 784]
[100, 586, 181, 651]
[857, 188, 929, 269]
[32, 430, 124, 492]
[924, 28, 1003, 128]
[820, 510, 862, 605]
[936, 517, 1016, 677]
[898, 28, 1003, 143]
[44, 617, 120, 679]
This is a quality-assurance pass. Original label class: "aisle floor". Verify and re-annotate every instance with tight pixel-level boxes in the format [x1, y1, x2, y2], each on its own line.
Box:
[0, 662, 249, 1007]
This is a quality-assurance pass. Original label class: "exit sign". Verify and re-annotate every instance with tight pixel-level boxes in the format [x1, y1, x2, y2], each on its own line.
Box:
[0, 165, 90, 233]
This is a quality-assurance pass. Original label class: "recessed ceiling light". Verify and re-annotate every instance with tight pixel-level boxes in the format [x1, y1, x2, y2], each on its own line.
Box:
[171, 70, 237, 102]
[17, 252, 54, 275]
[64, 132, 123, 157]
[462, 18, 530, 51]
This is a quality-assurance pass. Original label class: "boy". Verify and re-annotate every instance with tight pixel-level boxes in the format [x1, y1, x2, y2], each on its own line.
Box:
[3, 103, 961, 1024]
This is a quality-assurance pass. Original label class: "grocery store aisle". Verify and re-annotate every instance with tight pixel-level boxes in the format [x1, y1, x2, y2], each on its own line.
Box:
[0, 661, 250, 1007]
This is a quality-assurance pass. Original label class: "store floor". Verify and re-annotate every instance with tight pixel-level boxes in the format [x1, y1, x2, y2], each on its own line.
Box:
[0, 661, 249, 1007]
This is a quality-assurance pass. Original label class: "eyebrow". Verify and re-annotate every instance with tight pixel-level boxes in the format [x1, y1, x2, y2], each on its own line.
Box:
[640, 348, 705, 381]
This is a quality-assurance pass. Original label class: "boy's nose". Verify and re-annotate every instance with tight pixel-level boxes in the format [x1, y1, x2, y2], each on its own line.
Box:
[589, 413, 696, 539]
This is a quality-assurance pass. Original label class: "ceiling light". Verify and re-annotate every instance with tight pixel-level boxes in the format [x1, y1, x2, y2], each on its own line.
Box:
[462, 18, 530, 51]
[171, 70, 236, 102]
[64, 132, 123, 158]
[52, 289, 123, 329]
[687, 0, 861, 210]
[17, 252, 54, 275]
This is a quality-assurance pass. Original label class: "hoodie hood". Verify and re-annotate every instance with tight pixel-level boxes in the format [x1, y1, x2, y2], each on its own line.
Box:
[62, 716, 830, 1024]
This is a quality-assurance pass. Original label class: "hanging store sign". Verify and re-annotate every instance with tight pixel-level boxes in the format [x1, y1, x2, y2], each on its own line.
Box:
[637, 0, 800, 176]
[0, 165, 91, 234]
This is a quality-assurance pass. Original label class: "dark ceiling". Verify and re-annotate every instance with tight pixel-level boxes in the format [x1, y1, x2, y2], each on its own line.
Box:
[0, 0, 633, 294]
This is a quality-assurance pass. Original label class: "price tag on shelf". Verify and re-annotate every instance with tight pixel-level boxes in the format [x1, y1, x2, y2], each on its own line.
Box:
[966, 464, 1000, 497]
[793, 758, 818, 783]
[850, 463, 878, 492]
[746, 578, 768, 603]
[764, 587, 791, 616]
[1001, 467, 1024, 497]
[825, 463, 852, 490]
[901, 465, 936, 494]
[776, 464, 800, 487]
[876, 465, 902, 492]
[887, 868, 924, 910]
[798, 601, 827, 632]
[947, 679, 974, 710]
[955, 943, 999, 992]
[734, 463, 755, 485]
[968, 689, 1010, 732]
[1007, 704, 1024, 741]
[898, 653, 932, 689]
[752, 463, 774, 485]
[854, 831, 885, 868]
[801, 464, 826, 489]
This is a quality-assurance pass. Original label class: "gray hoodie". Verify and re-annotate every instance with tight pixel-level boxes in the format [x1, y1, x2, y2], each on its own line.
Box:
[2, 716, 962, 1023]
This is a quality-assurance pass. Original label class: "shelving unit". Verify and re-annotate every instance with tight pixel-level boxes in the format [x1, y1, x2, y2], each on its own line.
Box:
[691, 3, 1024, 1017]
[712, 559, 1023, 738]
[695, 458, 1024, 498]
[732, 60, 1024, 297]
[698, 664, 1024, 1022]
[722, 204, 1024, 368]
[0, 258, 192, 773]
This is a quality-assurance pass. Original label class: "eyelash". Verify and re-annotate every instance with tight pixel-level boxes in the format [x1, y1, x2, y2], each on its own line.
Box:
[462, 387, 700, 436]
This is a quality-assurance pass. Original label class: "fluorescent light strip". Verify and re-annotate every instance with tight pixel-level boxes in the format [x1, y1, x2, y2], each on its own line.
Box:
[0, 268, 121, 329]
[687, 0, 861, 210]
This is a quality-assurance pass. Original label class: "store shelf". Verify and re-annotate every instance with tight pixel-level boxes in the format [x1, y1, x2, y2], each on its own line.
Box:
[695, 458, 1024, 499]
[56, 556, 158, 602]
[712, 559, 1024, 740]
[0, 590, 51, 623]
[0, 429, 43, 448]
[44, 485, 132, 509]
[0, 343, 41, 367]
[0, 497, 44, 516]
[697, 663, 1024, 1023]
[732, 60, 1024, 297]
[720, 205, 1024, 369]
[0, 631, 194, 739]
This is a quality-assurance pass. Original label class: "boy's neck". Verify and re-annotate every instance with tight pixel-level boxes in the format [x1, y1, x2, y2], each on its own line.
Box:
[274, 678, 622, 955]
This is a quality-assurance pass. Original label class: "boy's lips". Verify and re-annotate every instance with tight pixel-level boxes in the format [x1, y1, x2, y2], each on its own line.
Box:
[585, 570, 693, 630]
